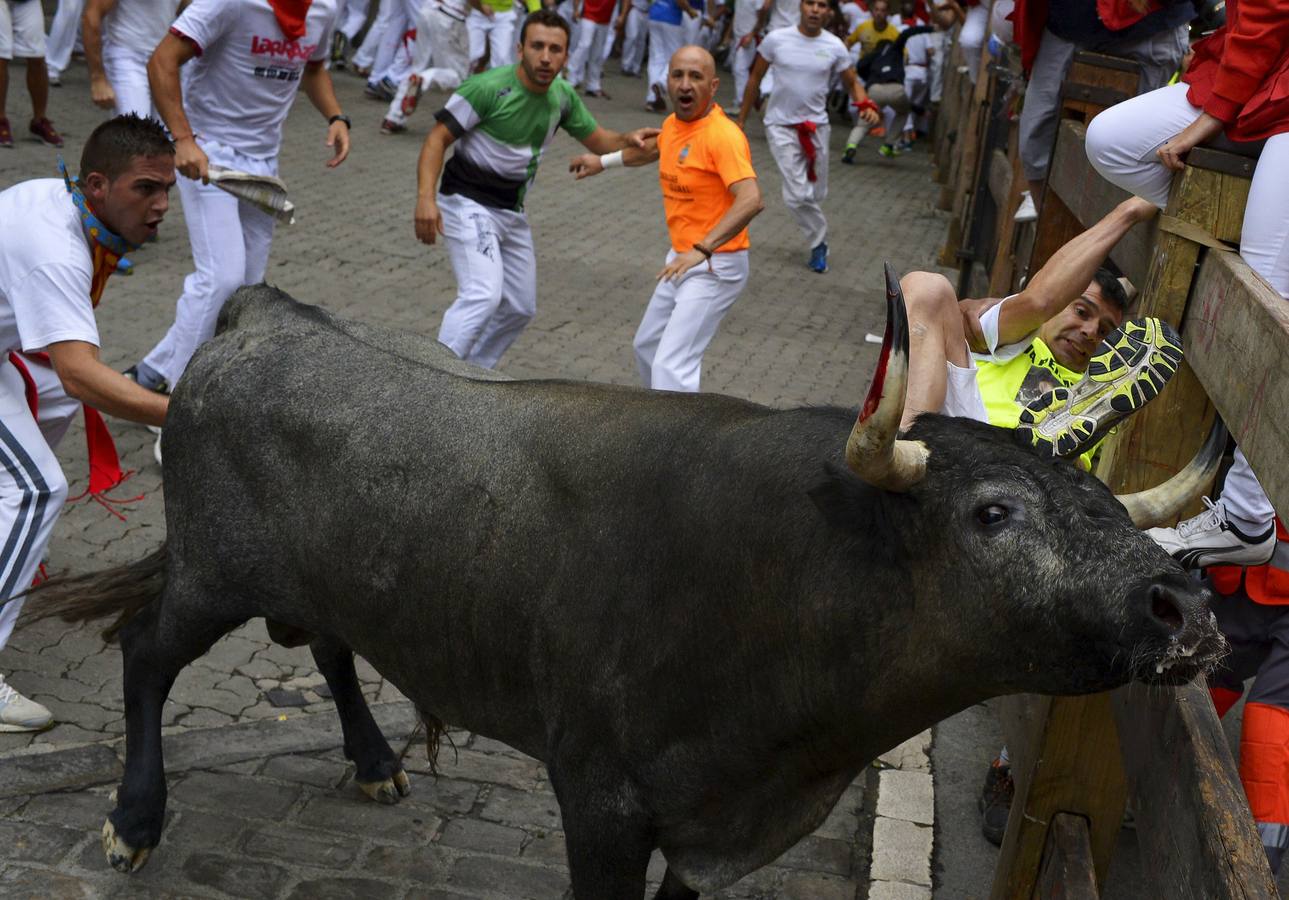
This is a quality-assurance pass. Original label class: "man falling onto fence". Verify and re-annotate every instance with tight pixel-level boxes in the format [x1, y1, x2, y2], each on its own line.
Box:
[570, 45, 764, 392]
[736, 0, 878, 274]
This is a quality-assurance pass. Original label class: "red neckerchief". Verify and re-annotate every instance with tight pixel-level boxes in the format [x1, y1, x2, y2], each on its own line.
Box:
[794, 121, 818, 182]
[268, 0, 314, 39]
[7, 205, 143, 521]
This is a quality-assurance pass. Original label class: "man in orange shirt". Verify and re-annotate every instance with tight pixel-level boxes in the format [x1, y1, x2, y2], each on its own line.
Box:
[569, 45, 763, 391]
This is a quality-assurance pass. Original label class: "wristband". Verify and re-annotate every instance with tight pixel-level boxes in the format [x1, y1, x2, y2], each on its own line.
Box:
[854, 98, 879, 115]
[600, 150, 624, 169]
[693, 243, 713, 260]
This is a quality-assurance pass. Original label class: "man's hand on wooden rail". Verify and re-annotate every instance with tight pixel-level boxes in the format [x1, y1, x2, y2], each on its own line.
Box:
[1157, 112, 1226, 173]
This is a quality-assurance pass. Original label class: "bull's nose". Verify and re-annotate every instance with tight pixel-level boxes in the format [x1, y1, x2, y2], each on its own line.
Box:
[1148, 584, 1185, 635]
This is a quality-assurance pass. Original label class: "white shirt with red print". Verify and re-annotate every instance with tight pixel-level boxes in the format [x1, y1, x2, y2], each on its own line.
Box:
[171, 0, 338, 160]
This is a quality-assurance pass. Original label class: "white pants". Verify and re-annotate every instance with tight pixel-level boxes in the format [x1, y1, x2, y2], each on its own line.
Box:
[103, 44, 153, 118]
[621, 6, 647, 75]
[340, 0, 372, 40]
[634, 249, 749, 392]
[468, 9, 517, 69]
[385, 5, 470, 125]
[731, 33, 756, 108]
[1087, 81, 1289, 528]
[44, 0, 83, 74]
[0, 0, 47, 60]
[567, 18, 611, 91]
[556, 1, 579, 55]
[959, 3, 988, 84]
[646, 20, 683, 102]
[352, 0, 392, 69]
[766, 122, 829, 249]
[142, 141, 277, 388]
[372, 0, 417, 83]
[0, 358, 77, 653]
[903, 65, 928, 135]
[437, 192, 537, 369]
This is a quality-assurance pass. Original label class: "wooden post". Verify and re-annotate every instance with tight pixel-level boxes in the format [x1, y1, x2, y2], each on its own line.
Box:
[1035, 814, 1099, 900]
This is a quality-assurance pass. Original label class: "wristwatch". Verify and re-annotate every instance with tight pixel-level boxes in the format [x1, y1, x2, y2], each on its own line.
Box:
[328, 114, 352, 129]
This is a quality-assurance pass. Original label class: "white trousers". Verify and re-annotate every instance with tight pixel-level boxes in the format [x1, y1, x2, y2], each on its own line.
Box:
[142, 141, 277, 388]
[0, 0, 47, 60]
[646, 20, 683, 102]
[437, 192, 537, 369]
[567, 18, 611, 91]
[0, 358, 77, 653]
[44, 0, 84, 75]
[372, 0, 417, 83]
[731, 33, 756, 109]
[766, 122, 829, 249]
[556, 1, 579, 55]
[903, 66, 928, 135]
[339, 0, 372, 40]
[959, 3, 987, 85]
[103, 45, 153, 118]
[468, 9, 517, 68]
[385, 5, 470, 125]
[620, 6, 647, 75]
[352, 0, 391, 69]
[634, 249, 749, 392]
[1087, 81, 1289, 528]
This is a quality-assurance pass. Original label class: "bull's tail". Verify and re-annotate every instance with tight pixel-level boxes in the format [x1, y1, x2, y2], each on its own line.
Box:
[20, 542, 168, 642]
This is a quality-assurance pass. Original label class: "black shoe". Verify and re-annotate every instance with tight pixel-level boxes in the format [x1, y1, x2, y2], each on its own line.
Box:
[841, 147, 856, 165]
[978, 758, 1013, 846]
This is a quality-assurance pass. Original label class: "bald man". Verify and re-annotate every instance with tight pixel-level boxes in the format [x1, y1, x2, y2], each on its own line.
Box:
[571, 46, 763, 391]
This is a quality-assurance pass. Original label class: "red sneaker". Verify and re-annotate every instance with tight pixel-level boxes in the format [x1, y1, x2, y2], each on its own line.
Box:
[0, 118, 12, 148]
[30, 117, 63, 147]
[400, 74, 422, 118]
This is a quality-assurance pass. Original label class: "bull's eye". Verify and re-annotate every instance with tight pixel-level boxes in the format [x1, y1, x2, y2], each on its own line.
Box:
[977, 504, 1010, 526]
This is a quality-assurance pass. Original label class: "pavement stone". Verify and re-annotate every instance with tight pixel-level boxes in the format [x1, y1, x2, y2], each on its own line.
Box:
[0, 41, 953, 897]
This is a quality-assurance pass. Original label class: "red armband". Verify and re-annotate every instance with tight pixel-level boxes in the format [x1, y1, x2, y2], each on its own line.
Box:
[853, 98, 879, 115]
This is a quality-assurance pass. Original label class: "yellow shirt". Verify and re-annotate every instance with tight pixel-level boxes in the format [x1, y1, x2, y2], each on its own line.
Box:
[847, 20, 901, 56]
[657, 104, 757, 254]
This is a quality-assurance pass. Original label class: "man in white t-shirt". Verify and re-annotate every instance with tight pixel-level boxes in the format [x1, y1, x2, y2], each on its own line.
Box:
[736, 0, 877, 273]
[379, 0, 472, 135]
[83, 0, 181, 118]
[125, 0, 350, 408]
[0, 115, 173, 732]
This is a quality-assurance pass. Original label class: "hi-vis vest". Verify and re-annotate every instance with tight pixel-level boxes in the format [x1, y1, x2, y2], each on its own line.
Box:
[974, 336, 1101, 469]
[1211, 518, 1289, 605]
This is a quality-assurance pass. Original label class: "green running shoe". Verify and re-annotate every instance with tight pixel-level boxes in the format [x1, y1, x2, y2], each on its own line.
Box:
[1015, 317, 1184, 459]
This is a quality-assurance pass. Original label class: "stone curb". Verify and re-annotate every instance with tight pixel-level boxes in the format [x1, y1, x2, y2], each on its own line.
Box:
[867, 729, 935, 899]
[0, 700, 419, 799]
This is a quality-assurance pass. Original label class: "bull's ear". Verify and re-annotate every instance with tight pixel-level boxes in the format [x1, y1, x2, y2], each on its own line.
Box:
[809, 463, 875, 533]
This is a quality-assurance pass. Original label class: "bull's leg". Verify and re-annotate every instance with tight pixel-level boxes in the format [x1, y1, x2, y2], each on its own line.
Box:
[105, 598, 241, 873]
[309, 636, 410, 805]
[653, 868, 700, 900]
[550, 759, 655, 899]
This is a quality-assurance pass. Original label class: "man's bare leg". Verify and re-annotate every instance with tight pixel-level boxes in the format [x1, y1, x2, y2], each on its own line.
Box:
[901, 271, 972, 431]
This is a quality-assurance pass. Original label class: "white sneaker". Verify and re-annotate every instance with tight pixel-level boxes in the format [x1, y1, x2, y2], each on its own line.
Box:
[1147, 497, 1276, 569]
[1014, 190, 1037, 223]
[0, 675, 53, 732]
[154, 433, 163, 467]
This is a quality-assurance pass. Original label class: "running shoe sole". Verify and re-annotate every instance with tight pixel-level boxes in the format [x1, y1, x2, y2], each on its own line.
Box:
[1015, 316, 1183, 459]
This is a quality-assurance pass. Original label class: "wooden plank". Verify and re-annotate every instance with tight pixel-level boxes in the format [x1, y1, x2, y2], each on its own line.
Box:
[1045, 121, 1151, 286]
[988, 127, 1025, 297]
[1028, 186, 1083, 276]
[1184, 248, 1289, 518]
[1035, 814, 1099, 900]
[1189, 146, 1259, 180]
[991, 694, 1127, 900]
[1112, 680, 1277, 899]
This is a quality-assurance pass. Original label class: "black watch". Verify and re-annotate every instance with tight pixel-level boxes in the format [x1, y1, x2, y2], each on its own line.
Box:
[328, 114, 352, 129]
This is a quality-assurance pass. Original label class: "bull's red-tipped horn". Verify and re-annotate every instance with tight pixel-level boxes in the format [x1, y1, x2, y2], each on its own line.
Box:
[1116, 417, 1228, 529]
[844, 262, 929, 491]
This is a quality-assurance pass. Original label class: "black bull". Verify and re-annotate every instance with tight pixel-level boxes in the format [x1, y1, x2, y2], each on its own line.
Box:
[30, 275, 1225, 898]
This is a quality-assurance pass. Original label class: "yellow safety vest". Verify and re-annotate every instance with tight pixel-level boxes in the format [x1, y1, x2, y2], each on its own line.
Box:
[974, 337, 1101, 469]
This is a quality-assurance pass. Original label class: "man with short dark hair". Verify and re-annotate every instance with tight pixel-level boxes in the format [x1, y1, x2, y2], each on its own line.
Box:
[414, 10, 656, 368]
[570, 45, 764, 391]
[0, 114, 174, 731]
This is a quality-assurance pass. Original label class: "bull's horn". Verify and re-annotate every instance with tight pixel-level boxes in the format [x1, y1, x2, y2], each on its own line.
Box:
[844, 262, 930, 491]
[1116, 417, 1228, 529]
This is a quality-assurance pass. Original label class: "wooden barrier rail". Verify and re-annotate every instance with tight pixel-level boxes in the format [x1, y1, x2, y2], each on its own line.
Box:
[980, 112, 1286, 898]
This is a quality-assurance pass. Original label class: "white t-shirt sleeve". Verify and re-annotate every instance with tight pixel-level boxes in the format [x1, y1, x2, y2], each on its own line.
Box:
[757, 29, 781, 64]
[12, 265, 101, 353]
[831, 39, 852, 76]
[170, 0, 236, 53]
[976, 294, 1036, 364]
[311, 8, 338, 62]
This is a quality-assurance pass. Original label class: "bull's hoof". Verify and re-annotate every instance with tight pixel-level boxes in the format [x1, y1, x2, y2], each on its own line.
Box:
[102, 818, 151, 873]
[358, 768, 411, 805]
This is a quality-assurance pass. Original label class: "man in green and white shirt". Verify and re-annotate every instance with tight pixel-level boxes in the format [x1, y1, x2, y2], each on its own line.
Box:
[415, 9, 654, 368]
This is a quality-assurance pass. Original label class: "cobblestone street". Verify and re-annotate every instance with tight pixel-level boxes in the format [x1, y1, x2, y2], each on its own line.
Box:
[0, 54, 950, 899]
